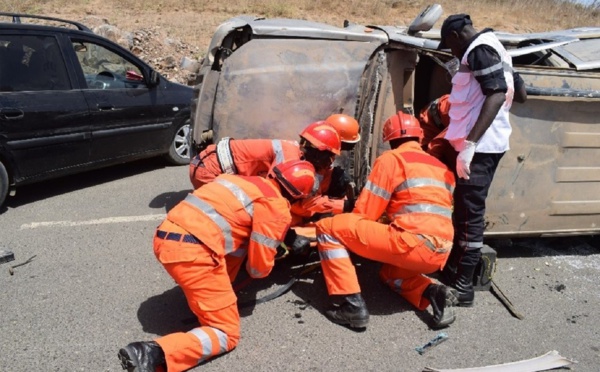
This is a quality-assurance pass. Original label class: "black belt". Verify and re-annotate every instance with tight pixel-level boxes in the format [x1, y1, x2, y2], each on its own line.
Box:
[156, 230, 202, 245]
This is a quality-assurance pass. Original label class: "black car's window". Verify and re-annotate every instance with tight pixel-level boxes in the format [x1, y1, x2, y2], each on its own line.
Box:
[0, 35, 71, 92]
[71, 40, 146, 89]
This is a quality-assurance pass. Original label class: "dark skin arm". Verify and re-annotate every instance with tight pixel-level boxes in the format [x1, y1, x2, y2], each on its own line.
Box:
[466, 92, 505, 143]
[513, 81, 527, 103]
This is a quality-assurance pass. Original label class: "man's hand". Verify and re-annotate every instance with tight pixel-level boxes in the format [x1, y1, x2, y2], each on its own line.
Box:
[327, 166, 351, 198]
[289, 235, 312, 256]
[456, 140, 476, 179]
[283, 229, 312, 256]
[343, 198, 356, 213]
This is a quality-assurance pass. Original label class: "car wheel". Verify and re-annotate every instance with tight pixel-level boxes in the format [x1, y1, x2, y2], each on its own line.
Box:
[0, 161, 8, 209]
[165, 120, 191, 165]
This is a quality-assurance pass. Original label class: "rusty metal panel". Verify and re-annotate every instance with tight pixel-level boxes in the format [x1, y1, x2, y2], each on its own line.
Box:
[211, 38, 380, 147]
[191, 70, 220, 143]
[485, 95, 600, 237]
[555, 167, 600, 182]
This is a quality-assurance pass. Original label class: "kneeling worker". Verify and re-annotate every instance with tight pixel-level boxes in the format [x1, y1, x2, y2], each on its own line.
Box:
[315, 111, 457, 329]
[118, 159, 317, 372]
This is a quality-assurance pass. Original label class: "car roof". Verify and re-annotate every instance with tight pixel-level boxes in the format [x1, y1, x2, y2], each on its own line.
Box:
[217, 16, 600, 71]
[0, 12, 93, 33]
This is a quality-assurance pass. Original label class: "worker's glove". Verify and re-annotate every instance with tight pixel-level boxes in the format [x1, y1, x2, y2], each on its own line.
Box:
[456, 140, 476, 180]
[343, 198, 356, 213]
[283, 229, 312, 256]
[289, 235, 312, 256]
[327, 166, 351, 198]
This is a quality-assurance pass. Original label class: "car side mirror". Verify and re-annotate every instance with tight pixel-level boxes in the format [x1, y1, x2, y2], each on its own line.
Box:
[148, 70, 160, 87]
[408, 3, 443, 35]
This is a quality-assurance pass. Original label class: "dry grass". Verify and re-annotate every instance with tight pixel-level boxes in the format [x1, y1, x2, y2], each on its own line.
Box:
[2, 0, 599, 54]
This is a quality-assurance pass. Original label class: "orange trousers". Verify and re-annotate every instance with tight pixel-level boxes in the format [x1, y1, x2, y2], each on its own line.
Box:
[315, 213, 450, 311]
[153, 220, 241, 372]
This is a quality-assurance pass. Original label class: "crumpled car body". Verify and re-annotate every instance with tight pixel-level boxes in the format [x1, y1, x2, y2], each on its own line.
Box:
[191, 10, 600, 238]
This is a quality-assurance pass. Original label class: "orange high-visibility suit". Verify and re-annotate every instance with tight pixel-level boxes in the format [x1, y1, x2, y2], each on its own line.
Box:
[315, 141, 455, 310]
[419, 94, 450, 150]
[418, 95, 457, 172]
[188, 138, 302, 189]
[290, 167, 347, 225]
[153, 174, 292, 372]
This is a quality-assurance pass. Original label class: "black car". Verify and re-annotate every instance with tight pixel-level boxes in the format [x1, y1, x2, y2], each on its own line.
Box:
[0, 13, 194, 208]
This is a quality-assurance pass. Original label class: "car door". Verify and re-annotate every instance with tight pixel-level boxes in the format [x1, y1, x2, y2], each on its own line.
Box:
[0, 31, 91, 184]
[67, 35, 173, 163]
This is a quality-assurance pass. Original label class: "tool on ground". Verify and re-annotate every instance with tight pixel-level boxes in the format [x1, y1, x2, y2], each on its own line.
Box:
[8, 255, 37, 276]
[416, 332, 449, 355]
[490, 279, 524, 320]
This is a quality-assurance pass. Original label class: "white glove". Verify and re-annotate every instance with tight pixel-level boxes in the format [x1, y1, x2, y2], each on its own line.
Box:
[456, 140, 477, 180]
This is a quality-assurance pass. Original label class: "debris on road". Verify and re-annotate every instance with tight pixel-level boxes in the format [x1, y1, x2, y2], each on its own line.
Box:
[416, 332, 449, 355]
[490, 279, 525, 320]
[423, 350, 576, 371]
[8, 255, 37, 276]
[0, 249, 15, 265]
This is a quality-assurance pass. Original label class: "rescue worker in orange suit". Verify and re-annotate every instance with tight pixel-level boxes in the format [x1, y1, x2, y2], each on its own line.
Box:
[118, 159, 317, 372]
[188, 138, 302, 189]
[437, 14, 527, 307]
[315, 111, 457, 330]
[290, 116, 359, 225]
[420, 94, 451, 151]
[188, 121, 354, 224]
[418, 94, 458, 172]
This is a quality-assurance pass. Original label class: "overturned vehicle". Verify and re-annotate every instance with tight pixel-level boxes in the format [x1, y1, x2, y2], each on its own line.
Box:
[191, 4, 600, 238]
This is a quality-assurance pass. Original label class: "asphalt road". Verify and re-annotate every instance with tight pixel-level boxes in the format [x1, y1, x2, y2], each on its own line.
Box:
[1, 158, 599, 372]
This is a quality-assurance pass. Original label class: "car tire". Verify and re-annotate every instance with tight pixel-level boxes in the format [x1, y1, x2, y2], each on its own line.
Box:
[0, 161, 8, 209]
[165, 120, 191, 165]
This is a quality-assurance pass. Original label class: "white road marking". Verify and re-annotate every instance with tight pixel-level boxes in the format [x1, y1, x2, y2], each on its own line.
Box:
[20, 214, 166, 230]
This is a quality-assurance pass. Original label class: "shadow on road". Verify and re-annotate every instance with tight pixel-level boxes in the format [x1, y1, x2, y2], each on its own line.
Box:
[149, 189, 191, 213]
[135, 236, 599, 337]
[3, 157, 171, 210]
[487, 236, 600, 258]
[137, 286, 197, 335]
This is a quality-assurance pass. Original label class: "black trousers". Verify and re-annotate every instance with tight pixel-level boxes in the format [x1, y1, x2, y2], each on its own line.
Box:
[452, 152, 504, 248]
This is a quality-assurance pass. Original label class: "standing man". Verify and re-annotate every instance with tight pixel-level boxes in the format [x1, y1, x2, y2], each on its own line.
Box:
[118, 159, 316, 372]
[315, 112, 457, 330]
[437, 14, 527, 306]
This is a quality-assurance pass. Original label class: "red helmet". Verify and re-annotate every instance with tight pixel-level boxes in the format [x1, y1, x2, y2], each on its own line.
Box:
[299, 121, 342, 155]
[268, 160, 317, 200]
[326, 114, 361, 143]
[382, 111, 423, 142]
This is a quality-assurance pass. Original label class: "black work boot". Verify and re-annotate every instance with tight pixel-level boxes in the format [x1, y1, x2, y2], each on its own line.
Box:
[450, 247, 481, 307]
[440, 244, 462, 286]
[325, 293, 370, 329]
[423, 284, 456, 329]
[118, 341, 166, 372]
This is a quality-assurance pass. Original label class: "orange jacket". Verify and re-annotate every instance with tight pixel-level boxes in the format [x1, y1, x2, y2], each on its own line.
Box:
[167, 174, 292, 279]
[190, 138, 302, 182]
[354, 141, 455, 241]
[419, 94, 450, 150]
[290, 167, 345, 223]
